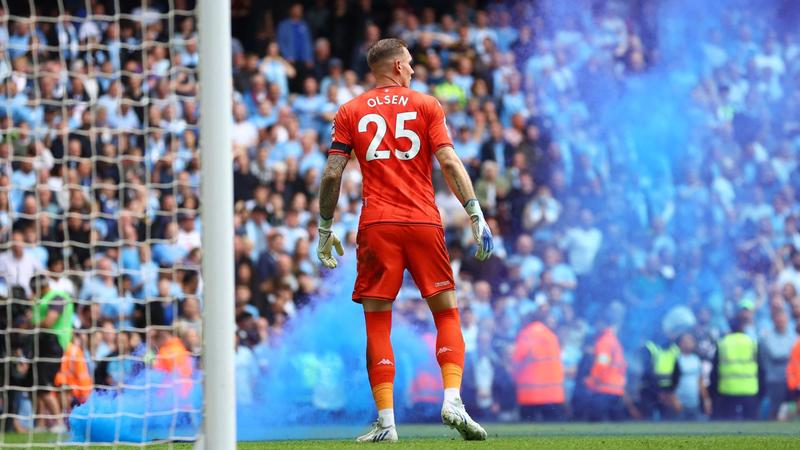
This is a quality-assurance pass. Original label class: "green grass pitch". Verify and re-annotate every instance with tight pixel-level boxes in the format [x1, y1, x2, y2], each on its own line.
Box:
[3, 422, 798, 449]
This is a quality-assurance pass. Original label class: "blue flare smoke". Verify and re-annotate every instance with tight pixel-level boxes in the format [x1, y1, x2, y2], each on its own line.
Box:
[533, 0, 785, 346]
[69, 256, 432, 442]
[236, 257, 430, 440]
[69, 369, 203, 442]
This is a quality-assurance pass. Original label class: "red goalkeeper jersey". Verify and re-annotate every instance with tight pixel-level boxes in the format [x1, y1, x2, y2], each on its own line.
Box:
[329, 85, 453, 229]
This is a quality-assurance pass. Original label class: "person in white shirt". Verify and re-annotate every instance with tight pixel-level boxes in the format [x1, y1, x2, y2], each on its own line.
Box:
[561, 209, 603, 276]
[278, 209, 309, 254]
[46, 258, 77, 297]
[777, 251, 800, 294]
[176, 213, 201, 252]
[235, 333, 259, 406]
[231, 102, 258, 149]
[0, 230, 43, 296]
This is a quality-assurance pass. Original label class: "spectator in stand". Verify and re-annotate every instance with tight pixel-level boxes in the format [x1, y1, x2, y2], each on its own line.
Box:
[674, 333, 711, 420]
[480, 121, 514, 173]
[759, 308, 796, 419]
[0, 230, 43, 297]
[276, 3, 313, 87]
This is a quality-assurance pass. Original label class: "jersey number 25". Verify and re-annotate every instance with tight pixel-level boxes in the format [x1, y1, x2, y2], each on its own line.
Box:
[358, 112, 420, 161]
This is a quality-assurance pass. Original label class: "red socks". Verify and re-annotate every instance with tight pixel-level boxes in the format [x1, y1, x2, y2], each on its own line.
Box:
[432, 308, 465, 390]
[365, 310, 395, 410]
[365, 307, 466, 410]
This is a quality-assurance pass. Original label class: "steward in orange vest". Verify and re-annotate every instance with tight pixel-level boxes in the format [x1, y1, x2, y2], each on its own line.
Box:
[584, 303, 627, 421]
[153, 331, 194, 398]
[409, 332, 443, 421]
[55, 334, 92, 405]
[512, 306, 565, 421]
[785, 323, 800, 413]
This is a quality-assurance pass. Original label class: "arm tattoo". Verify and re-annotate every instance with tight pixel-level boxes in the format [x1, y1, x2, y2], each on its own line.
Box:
[447, 164, 468, 203]
[318, 154, 349, 220]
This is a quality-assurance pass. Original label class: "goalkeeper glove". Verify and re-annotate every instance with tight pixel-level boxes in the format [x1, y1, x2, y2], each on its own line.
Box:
[464, 199, 493, 261]
[317, 217, 344, 269]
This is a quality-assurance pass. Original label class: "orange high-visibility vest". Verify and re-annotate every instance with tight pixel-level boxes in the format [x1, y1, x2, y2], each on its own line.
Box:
[512, 321, 565, 405]
[787, 337, 800, 392]
[585, 328, 626, 396]
[55, 342, 92, 403]
[411, 332, 443, 404]
[410, 371, 443, 404]
[153, 337, 193, 396]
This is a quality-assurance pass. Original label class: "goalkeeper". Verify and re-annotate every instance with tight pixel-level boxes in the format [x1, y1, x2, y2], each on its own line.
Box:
[317, 38, 492, 442]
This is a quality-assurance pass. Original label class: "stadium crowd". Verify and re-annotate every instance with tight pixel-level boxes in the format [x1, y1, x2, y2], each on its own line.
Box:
[2, 0, 800, 432]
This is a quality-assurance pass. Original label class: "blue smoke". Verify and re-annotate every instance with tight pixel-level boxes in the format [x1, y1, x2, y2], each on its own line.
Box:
[69, 256, 432, 442]
[69, 369, 203, 442]
[531, 0, 785, 346]
[236, 257, 430, 440]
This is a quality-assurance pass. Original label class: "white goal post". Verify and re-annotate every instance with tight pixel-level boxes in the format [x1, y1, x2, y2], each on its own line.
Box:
[196, 0, 236, 448]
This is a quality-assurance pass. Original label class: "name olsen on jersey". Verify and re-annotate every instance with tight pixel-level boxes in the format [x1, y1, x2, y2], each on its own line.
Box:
[366, 94, 409, 108]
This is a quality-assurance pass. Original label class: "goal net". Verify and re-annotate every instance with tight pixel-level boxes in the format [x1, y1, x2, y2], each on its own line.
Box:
[1, 0, 207, 447]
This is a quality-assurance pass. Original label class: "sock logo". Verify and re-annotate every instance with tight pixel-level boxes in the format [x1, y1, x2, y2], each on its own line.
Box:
[376, 358, 394, 366]
[437, 346, 453, 356]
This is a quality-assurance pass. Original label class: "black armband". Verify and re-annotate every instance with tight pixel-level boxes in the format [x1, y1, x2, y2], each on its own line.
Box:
[330, 141, 352, 154]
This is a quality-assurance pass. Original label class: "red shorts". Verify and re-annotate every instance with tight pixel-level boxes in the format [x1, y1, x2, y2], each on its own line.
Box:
[352, 223, 455, 302]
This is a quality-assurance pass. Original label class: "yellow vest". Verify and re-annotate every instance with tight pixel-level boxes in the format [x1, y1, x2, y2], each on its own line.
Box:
[646, 341, 679, 388]
[717, 333, 758, 396]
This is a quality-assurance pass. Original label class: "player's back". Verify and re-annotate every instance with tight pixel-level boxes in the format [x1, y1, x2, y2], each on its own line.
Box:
[330, 85, 453, 228]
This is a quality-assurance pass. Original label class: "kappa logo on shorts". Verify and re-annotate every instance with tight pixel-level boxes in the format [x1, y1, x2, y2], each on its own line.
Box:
[377, 359, 394, 366]
[437, 347, 453, 356]
[434, 280, 451, 287]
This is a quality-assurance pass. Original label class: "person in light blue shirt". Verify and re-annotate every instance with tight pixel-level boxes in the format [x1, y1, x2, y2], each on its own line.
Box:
[235, 334, 259, 406]
[245, 206, 271, 260]
[80, 261, 120, 311]
[180, 39, 199, 68]
[152, 222, 188, 267]
[99, 277, 136, 328]
[25, 243, 49, 269]
[452, 58, 475, 95]
[298, 132, 326, 178]
[409, 65, 430, 94]
[120, 239, 141, 274]
[105, 23, 122, 71]
[543, 246, 577, 303]
[508, 235, 544, 284]
[97, 80, 123, 122]
[10, 161, 37, 209]
[453, 126, 481, 167]
[7, 22, 31, 60]
[249, 100, 278, 130]
[500, 76, 527, 126]
[110, 103, 140, 131]
[494, 11, 518, 52]
[152, 239, 188, 267]
[319, 59, 346, 96]
[2, 83, 33, 126]
[292, 77, 325, 131]
[675, 333, 708, 420]
[270, 132, 303, 163]
[317, 84, 340, 138]
[759, 308, 797, 419]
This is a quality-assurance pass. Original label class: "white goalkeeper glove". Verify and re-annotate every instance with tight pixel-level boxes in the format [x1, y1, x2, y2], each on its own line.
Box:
[317, 217, 344, 269]
[464, 199, 493, 261]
